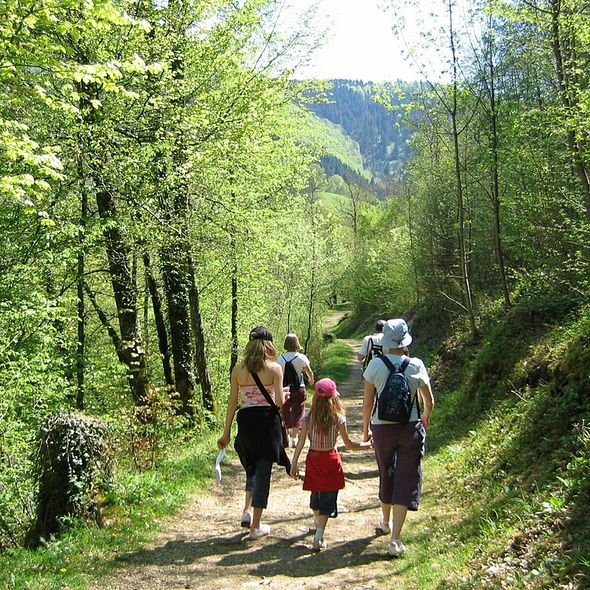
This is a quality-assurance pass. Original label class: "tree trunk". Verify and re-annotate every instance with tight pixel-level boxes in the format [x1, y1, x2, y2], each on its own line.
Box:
[485, 37, 511, 308]
[448, 0, 478, 337]
[95, 187, 150, 405]
[161, 241, 195, 417]
[230, 257, 239, 375]
[76, 176, 87, 410]
[144, 253, 174, 389]
[188, 252, 214, 414]
[549, 0, 590, 222]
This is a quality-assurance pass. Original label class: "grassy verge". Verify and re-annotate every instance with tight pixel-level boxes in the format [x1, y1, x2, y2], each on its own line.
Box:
[0, 431, 220, 590]
[317, 340, 355, 385]
[402, 298, 590, 589]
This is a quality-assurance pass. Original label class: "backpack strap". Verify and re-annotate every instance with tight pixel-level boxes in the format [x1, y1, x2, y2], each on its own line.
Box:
[281, 353, 299, 364]
[362, 339, 373, 372]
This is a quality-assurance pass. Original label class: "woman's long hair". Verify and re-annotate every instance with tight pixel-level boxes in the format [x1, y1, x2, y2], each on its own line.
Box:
[310, 395, 345, 435]
[243, 338, 277, 373]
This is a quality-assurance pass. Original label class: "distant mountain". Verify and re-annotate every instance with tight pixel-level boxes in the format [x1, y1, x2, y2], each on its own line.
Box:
[304, 79, 416, 181]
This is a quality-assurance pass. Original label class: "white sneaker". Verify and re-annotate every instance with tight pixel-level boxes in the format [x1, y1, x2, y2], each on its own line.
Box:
[388, 540, 406, 556]
[241, 511, 252, 528]
[312, 537, 326, 551]
[379, 517, 392, 534]
[249, 524, 270, 539]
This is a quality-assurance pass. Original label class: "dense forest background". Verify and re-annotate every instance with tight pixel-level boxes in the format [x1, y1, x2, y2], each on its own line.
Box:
[2, 0, 590, 587]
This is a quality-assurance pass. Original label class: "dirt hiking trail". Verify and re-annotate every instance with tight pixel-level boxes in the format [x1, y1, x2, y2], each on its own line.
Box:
[94, 318, 439, 590]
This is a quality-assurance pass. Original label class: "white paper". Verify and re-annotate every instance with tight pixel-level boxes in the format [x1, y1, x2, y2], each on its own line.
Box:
[214, 448, 226, 484]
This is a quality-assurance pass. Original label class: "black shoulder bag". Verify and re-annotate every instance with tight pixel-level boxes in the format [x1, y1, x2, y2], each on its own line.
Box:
[250, 371, 289, 448]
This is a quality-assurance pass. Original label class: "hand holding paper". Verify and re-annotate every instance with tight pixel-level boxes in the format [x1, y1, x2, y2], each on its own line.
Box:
[214, 448, 226, 484]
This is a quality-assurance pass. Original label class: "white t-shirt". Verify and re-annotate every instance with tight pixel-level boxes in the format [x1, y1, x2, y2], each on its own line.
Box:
[363, 353, 430, 424]
[359, 333, 384, 357]
[277, 352, 311, 384]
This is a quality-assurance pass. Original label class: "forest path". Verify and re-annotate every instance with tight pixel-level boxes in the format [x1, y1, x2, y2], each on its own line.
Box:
[93, 314, 443, 590]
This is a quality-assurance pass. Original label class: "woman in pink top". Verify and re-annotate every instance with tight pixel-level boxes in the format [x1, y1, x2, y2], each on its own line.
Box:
[290, 378, 372, 551]
[217, 326, 290, 540]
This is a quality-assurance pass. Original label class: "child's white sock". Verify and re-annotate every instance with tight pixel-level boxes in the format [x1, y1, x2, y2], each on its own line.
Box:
[314, 527, 324, 542]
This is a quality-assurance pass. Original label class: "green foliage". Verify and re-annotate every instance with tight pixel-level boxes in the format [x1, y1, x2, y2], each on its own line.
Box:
[0, 433, 217, 589]
[338, 196, 418, 317]
[26, 414, 113, 548]
[426, 297, 590, 587]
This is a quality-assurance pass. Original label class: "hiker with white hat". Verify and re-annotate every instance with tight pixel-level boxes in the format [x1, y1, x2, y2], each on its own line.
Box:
[362, 318, 434, 557]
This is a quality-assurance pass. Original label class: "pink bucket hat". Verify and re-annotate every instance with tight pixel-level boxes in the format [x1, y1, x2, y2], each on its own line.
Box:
[315, 378, 340, 397]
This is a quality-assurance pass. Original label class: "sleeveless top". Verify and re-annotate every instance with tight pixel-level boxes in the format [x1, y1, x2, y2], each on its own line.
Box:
[239, 383, 275, 408]
[304, 412, 346, 450]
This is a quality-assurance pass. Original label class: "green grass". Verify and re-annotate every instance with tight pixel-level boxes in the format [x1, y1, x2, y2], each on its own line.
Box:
[0, 432, 220, 590]
[413, 298, 590, 589]
[316, 340, 355, 386]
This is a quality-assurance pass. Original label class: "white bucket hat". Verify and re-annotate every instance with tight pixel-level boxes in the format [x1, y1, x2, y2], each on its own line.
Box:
[381, 319, 413, 349]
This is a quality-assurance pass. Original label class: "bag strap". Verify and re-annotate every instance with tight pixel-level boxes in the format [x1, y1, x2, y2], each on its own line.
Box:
[251, 371, 281, 416]
[380, 355, 395, 372]
[281, 353, 299, 365]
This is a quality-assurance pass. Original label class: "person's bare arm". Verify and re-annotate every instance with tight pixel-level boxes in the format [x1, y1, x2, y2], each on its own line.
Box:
[217, 369, 240, 449]
[304, 364, 314, 385]
[290, 421, 309, 479]
[272, 362, 285, 406]
[339, 423, 372, 450]
[362, 379, 375, 442]
[418, 383, 434, 428]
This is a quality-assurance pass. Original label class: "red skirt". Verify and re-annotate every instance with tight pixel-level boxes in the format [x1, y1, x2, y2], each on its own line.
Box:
[303, 449, 345, 492]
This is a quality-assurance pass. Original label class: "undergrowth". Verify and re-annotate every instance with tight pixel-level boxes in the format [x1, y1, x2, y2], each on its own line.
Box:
[425, 297, 590, 589]
[0, 432, 219, 590]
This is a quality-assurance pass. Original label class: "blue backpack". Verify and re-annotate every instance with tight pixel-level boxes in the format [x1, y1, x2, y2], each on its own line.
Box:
[375, 357, 419, 423]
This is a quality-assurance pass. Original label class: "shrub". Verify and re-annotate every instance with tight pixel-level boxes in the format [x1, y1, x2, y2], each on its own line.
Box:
[25, 413, 113, 548]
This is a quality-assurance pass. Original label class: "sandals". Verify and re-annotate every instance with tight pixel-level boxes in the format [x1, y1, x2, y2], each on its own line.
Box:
[379, 517, 392, 534]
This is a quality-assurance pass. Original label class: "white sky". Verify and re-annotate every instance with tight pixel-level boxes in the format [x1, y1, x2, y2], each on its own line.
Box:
[289, 0, 447, 83]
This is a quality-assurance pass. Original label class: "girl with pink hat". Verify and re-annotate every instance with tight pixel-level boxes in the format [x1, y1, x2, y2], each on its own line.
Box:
[290, 378, 372, 550]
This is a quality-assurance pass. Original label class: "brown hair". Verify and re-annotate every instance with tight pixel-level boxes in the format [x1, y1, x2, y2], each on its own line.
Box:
[283, 333, 301, 352]
[310, 394, 345, 435]
[243, 338, 277, 373]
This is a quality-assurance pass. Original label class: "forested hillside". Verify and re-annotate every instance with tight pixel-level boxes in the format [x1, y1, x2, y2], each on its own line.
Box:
[1, 0, 590, 588]
[304, 79, 416, 180]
